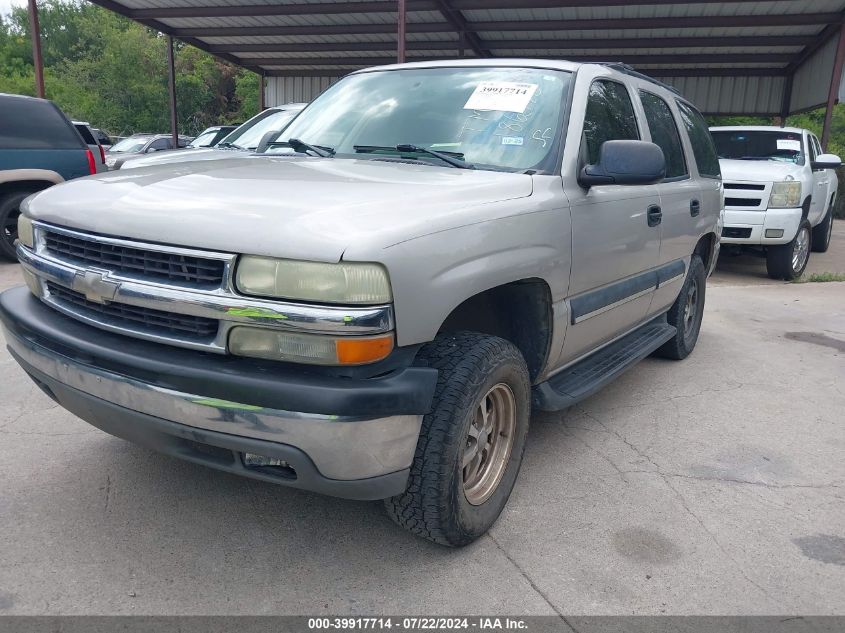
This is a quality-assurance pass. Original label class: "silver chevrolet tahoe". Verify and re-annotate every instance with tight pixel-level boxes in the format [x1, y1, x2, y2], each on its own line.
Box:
[2, 60, 722, 546]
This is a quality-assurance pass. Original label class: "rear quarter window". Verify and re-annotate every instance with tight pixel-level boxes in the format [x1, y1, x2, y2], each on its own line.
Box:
[0, 98, 85, 150]
[74, 124, 97, 145]
[676, 100, 720, 178]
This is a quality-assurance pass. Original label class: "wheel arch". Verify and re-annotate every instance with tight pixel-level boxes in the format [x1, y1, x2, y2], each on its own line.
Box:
[436, 278, 554, 382]
[693, 232, 719, 272]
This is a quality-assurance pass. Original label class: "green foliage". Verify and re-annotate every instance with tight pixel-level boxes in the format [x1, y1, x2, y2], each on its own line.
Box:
[0, 0, 260, 137]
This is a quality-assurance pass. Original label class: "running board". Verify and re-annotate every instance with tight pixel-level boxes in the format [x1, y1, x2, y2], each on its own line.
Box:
[532, 319, 677, 412]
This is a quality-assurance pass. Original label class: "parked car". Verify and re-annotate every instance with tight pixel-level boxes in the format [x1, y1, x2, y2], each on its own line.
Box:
[92, 128, 112, 150]
[105, 133, 192, 170]
[710, 126, 840, 279]
[121, 104, 306, 170]
[72, 121, 107, 173]
[2, 60, 721, 546]
[113, 125, 238, 170]
[0, 93, 97, 260]
[188, 125, 238, 148]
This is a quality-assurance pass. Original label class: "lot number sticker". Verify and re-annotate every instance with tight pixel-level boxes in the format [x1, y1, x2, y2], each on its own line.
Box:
[464, 82, 539, 113]
[776, 139, 801, 152]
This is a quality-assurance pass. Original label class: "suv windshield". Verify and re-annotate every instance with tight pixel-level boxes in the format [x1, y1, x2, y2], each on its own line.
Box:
[220, 109, 300, 150]
[188, 129, 219, 148]
[278, 67, 572, 172]
[110, 137, 149, 153]
[711, 130, 805, 165]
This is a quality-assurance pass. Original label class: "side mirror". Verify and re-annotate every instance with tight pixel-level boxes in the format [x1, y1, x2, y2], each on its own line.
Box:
[811, 153, 842, 170]
[578, 140, 666, 189]
[256, 130, 280, 154]
[146, 147, 158, 153]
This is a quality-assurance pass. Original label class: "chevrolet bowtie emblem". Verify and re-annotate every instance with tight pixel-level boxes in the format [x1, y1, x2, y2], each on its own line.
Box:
[71, 269, 120, 304]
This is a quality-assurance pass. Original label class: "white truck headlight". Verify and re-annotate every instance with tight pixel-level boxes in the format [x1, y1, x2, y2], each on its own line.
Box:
[235, 256, 392, 304]
[17, 214, 34, 248]
[769, 181, 801, 208]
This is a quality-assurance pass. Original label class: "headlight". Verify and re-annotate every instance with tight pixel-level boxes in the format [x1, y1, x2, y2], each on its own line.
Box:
[236, 256, 392, 304]
[17, 214, 34, 248]
[229, 327, 394, 365]
[769, 181, 801, 208]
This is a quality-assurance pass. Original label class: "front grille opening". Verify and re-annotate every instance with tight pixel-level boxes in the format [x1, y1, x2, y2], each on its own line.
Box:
[183, 440, 235, 465]
[724, 183, 765, 191]
[44, 231, 226, 287]
[725, 197, 762, 207]
[46, 282, 219, 341]
[722, 227, 752, 239]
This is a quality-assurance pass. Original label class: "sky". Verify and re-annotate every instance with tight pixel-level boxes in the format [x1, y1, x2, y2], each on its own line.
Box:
[0, 0, 26, 17]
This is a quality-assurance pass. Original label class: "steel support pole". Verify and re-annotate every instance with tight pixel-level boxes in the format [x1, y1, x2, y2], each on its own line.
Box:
[822, 24, 845, 150]
[27, 0, 45, 98]
[259, 70, 266, 111]
[166, 35, 178, 148]
[397, 0, 406, 63]
[458, 30, 466, 57]
[778, 73, 794, 127]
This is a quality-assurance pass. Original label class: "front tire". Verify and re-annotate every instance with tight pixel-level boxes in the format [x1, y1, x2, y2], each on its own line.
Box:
[385, 332, 530, 547]
[655, 254, 706, 360]
[812, 204, 834, 253]
[0, 191, 31, 261]
[766, 220, 811, 280]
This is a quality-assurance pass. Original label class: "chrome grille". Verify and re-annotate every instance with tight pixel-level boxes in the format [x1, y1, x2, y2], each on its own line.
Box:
[46, 282, 219, 341]
[44, 230, 226, 287]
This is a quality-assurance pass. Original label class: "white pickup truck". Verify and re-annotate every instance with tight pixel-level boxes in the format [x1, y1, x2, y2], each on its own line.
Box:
[710, 126, 840, 280]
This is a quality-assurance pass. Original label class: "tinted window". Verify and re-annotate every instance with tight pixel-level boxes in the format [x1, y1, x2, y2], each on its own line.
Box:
[639, 91, 687, 179]
[811, 135, 822, 158]
[94, 130, 111, 145]
[0, 97, 85, 150]
[583, 80, 639, 165]
[74, 124, 96, 145]
[149, 138, 170, 151]
[676, 101, 720, 178]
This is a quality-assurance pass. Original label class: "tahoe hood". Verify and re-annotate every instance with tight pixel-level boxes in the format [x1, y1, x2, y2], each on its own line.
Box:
[25, 156, 534, 262]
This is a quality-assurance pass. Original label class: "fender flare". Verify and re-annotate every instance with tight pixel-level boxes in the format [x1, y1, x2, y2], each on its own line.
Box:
[0, 169, 65, 188]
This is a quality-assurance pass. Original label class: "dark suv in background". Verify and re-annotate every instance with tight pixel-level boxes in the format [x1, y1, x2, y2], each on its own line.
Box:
[0, 93, 96, 260]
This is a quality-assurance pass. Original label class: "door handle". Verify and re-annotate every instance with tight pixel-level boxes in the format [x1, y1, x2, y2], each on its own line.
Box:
[647, 204, 662, 227]
[690, 199, 701, 217]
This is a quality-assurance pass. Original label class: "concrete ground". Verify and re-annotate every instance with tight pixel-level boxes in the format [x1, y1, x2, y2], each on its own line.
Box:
[0, 225, 844, 616]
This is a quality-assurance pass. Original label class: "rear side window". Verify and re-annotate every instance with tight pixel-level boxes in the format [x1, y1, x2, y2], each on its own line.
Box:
[582, 80, 639, 165]
[0, 98, 85, 150]
[149, 138, 171, 151]
[676, 100, 720, 178]
[639, 91, 687, 180]
[74, 124, 96, 145]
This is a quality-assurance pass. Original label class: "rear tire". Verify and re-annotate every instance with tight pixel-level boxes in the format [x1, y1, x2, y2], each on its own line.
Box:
[766, 220, 811, 280]
[384, 332, 530, 547]
[812, 204, 834, 253]
[655, 255, 706, 361]
[0, 191, 31, 261]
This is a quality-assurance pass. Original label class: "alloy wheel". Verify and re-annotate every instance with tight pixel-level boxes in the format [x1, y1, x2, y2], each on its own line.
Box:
[463, 383, 517, 506]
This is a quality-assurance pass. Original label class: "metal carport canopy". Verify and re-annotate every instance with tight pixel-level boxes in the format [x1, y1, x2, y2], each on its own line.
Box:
[86, 0, 845, 138]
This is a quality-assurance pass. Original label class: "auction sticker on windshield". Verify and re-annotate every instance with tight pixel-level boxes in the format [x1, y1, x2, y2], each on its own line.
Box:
[777, 139, 801, 152]
[463, 82, 538, 113]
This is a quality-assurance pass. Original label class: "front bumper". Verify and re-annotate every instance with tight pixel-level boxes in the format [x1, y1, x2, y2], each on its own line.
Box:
[0, 286, 438, 499]
[721, 207, 802, 245]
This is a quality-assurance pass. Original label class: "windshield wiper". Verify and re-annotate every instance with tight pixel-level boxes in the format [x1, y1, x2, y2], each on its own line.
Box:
[216, 141, 245, 150]
[285, 138, 335, 157]
[354, 144, 474, 169]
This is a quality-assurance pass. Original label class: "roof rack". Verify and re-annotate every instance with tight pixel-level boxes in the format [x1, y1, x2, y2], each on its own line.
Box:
[598, 63, 682, 96]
